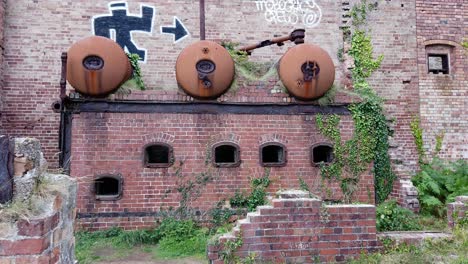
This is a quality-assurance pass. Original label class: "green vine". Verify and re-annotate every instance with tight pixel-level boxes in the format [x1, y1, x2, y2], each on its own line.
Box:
[126, 53, 146, 90]
[316, 0, 395, 203]
[219, 232, 243, 264]
[410, 117, 426, 165]
[229, 168, 271, 211]
[316, 114, 369, 203]
[462, 38, 468, 51]
[410, 117, 445, 163]
[221, 41, 278, 85]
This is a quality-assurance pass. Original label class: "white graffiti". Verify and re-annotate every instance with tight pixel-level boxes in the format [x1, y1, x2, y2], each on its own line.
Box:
[254, 0, 322, 27]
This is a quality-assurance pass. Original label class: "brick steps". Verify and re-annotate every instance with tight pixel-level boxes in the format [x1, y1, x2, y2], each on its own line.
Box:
[209, 190, 380, 263]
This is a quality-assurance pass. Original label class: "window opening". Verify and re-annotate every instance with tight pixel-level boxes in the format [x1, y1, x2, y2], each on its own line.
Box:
[260, 143, 286, 167]
[428, 54, 449, 74]
[94, 176, 122, 200]
[213, 143, 240, 167]
[144, 143, 173, 168]
[311, 144, 334, 166]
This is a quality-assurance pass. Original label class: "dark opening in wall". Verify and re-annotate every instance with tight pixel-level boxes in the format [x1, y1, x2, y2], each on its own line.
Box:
[213, 142, 240, 167]
[260, 143, 287, 167]
[311, 143, 334, 166]
[427, 54, 449, 74]
[144, 143, 173, 168]
[94, 175, 122, 200]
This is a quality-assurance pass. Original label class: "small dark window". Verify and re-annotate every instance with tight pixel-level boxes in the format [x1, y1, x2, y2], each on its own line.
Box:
[94, 175, 122, 200]
[144, 143, 173, 168]
[260, 143, 287, 167]
[428, 54, 449, 74]
[213, 143, 240, 167]
[311, 144, 334, 166]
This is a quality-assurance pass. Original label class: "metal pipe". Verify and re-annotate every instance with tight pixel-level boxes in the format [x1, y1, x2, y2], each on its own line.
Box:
[199, 0, 206, 40]
[239, 29, 305, 55]
[60, 52, 67, 100]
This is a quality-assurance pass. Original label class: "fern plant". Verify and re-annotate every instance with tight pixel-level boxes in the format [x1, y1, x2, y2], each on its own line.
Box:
[412, 158, 468, 218]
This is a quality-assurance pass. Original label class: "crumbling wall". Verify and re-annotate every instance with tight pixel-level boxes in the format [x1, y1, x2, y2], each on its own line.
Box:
[0, 138, 77, 264]
[208, 190, 380, 263]
[447, 196, 468, 228]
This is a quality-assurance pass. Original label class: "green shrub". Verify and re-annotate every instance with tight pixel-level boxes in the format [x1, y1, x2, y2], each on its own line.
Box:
[412, 159, 468, 218]
[376, 200, 421, 231]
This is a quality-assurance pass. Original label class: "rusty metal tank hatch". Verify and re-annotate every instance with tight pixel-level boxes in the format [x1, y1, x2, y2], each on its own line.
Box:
[278, 44, 335, 101]
[66, 36, 132, 97]
[176, 40, 234, 99]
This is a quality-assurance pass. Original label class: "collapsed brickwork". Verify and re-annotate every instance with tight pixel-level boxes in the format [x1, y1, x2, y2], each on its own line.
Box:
[447, 196, 468, 228]
[0, 137, 77, 264]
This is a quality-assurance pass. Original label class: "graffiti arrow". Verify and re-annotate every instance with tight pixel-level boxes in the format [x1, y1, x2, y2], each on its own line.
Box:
[161, 17, 189, 43]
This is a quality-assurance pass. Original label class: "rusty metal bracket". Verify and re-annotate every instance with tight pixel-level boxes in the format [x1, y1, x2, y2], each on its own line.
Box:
[239, 29, 305, 55]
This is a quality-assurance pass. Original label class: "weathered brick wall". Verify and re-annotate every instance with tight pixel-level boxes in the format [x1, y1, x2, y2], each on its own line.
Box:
[208, 190, 380, 263]
[71, 112, 375, 229]
[1, 0, 466, 214]
[0, 0, 345, 167]
[416, 0, 468, 160]
[447, 196, 468, 228]
[0, 174, 77, 264]
[364, 0, 420, 179]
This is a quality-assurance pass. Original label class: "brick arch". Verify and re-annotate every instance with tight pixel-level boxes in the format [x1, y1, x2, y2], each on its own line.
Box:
[142, 132, 175, 144]
[209, 133, 241, 145]
[423, 39, 460, 48]
[307, 134, 331, 146]
[258, 133, 287, 145]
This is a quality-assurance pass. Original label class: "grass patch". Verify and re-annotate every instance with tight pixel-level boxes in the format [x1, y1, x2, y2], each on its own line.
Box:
[416, 214, 448, 231]
[348, 226, 468, 264]
[75, 218, 209, 263]
[75, 227, 159, 264]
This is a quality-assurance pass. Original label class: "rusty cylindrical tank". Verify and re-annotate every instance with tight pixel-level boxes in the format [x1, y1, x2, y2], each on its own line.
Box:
[278, 44, 335, 101]
[176, 40, 235, 99]
[67, 36, 132, 97]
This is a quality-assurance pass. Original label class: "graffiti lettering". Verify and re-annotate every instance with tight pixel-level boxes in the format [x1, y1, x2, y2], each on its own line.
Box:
[92, 1, 155, 62]
[254, 0, 322, 27]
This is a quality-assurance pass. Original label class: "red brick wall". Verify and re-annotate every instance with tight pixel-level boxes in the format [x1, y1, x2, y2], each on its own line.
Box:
[416, 0, 468, 160]
[1, 0, 466, 216]
[72, 112, 375, 229]
[0, 177, 76, 264]
[208, 191, 380, 263]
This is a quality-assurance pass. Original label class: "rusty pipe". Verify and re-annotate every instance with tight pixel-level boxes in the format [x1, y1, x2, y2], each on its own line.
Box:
[239, 29, 305, 55]
[60, 52, 67, 100]
[199, 0, 205, 40]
